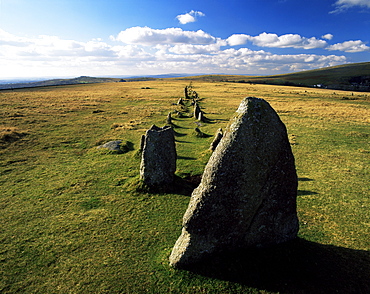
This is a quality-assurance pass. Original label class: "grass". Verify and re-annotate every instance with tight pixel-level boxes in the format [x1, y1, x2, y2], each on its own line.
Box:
[0, 80, 369, 293]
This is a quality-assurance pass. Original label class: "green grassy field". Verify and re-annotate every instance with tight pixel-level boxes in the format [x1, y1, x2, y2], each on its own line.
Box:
[0, 80, 369, 293]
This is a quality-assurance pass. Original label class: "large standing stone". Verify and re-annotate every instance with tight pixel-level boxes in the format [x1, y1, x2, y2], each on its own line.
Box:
[140, 125, 176, 187]
[169, 97, 299, 268]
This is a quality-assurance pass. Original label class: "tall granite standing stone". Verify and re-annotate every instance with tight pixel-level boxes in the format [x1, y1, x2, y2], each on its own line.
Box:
[140, 125, 176, 187]
[169, 97, 299, 268]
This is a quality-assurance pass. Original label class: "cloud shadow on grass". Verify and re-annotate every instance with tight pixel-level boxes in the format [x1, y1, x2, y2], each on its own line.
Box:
[181, 238, 370, 294]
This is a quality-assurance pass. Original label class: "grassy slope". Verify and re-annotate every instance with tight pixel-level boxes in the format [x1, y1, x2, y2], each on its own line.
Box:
[0, 81, 369, 293]
[254, 61, 370, 87]
[177, 62, 370, 90]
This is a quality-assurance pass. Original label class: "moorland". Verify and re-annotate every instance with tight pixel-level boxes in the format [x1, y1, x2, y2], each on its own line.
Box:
[1, 61, 370, 91]
[0, 77, 369, 293]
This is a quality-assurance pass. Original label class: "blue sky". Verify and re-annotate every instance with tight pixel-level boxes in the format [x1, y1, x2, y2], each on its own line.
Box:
[0, 0, 370, 78]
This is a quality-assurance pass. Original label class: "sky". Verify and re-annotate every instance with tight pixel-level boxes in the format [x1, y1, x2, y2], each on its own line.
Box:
[0, 0, 370, 79]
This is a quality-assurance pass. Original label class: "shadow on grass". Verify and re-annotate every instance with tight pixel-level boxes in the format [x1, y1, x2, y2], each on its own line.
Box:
[297, 190, 318, 196]
[173, 130, 187, 137]
[298, 177, 314, 181]
[182, 238, 370, 294]
[177, 156, 196, 160]
[127, 174, 201, 196]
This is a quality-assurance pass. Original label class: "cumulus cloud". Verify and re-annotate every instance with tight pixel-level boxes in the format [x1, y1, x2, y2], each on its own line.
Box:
[0, 27, 350, 78]
[227, 34, 251, 46]
[322, 34, 334, 40]
[331, 0, 370, 13]
[176, 10, 205, 24]
[135, 47, 346, 74]
[114, 27, 216, 45]
[227, 32, 327, 49]
[0, 28, 32, 47]
[168, 39, 227, 54]
[327, 40, 370, 52]
[0, 29, 142, 76]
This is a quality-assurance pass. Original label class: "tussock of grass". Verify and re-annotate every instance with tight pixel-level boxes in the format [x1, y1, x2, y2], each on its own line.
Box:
[0, 127, 28, 147]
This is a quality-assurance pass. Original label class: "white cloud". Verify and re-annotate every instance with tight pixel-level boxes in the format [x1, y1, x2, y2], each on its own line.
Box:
[331, 0, 370, 13]
[0, 27, 350, 78]
[114, 27, 216, 45]
[326, 40, 370, 52]
[322, 34, 334, 40]
[177, 14, 196, 25]
[176, 10, 205, 24]
[134, 47, 346, 74]
[0, 28, 33, 47]
[227, 32, 327, 49]
[169, 39, 227, 54]
[227, 34, 251, 46]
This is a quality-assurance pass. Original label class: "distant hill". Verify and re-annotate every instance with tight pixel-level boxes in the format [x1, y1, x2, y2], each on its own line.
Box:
[0, 74, 196, 90]
[1, 62, 369, 91]
[223, 62, 370, 91]
[0, 76, 122, 90]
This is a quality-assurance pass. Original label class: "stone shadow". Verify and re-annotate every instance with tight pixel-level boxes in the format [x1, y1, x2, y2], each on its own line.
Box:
[298, 177, 314, 182]
[297, 177, 317, 196]
[136, 174, 201, 196]
[182, 238, 370, 294]
[177, 155, 196, 160]
[170, 175, 202, 196]
[173, 130, 187, 137]
[297, 190, 319, 196]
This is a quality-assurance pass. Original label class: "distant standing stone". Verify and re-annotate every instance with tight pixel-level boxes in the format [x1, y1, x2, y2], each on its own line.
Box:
[166, 112, 172, 125]
[193, 103, 201, 119]
[197, 111, 205, 122]
[184, 86, 190, 99]
[140, 125, 177, 187]
[209, 128, 223, 151]
[139, 134, 145, 152]
[170, 97, 299, 268]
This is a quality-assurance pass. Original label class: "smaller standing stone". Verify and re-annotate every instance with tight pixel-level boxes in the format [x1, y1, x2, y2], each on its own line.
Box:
[210, 128, 223, 151]
[193, 103, 201, 119]
[166, 112, 172, 125]
[184, 86, 190, 99]
[194, 127, 206, 138]
[177, 98, 184, 105]
[140, 125, 177, 187]
[139, 135, 145, 152]
[197, 111, 204, 122]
